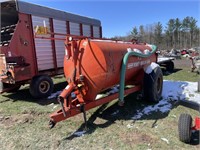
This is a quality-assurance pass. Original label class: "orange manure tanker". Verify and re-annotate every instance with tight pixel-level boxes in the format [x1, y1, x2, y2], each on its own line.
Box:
[49, 36, 163, 128]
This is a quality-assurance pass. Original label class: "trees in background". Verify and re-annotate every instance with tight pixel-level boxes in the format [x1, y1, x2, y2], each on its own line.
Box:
[112, 16, 200, 50]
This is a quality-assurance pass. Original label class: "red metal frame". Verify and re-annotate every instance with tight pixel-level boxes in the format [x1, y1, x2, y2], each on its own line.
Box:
[192, 117, 200, 130]
[50, 84, 141, 123]
[49, 18, 58, 73]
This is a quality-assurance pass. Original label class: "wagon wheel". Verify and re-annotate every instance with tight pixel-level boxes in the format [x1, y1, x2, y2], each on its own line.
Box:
[29, 75, 54, 98]
[178, 113, 193, 143]
[143, 66, 163, 102]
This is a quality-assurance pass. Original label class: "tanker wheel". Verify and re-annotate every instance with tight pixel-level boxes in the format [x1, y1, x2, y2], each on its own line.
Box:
[29, 75, 54, 98]
[143, 66, 163, 102]
[178, 113, 192, 143]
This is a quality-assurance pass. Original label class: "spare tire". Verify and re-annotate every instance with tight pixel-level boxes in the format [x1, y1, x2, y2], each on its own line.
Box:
[143, 66, 163, 102]
[178, 113, 192, 143]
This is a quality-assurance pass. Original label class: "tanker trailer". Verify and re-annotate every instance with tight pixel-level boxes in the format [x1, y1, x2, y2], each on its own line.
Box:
[49, 36, 163, 128]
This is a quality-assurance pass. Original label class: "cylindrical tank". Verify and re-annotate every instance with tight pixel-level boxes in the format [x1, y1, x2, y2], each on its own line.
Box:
[64, 38, 157, 101]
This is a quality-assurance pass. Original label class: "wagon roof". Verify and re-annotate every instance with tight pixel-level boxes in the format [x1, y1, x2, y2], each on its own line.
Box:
[1, 0, 101, 26]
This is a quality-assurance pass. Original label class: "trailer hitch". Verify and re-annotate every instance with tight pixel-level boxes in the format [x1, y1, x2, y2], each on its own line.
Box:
[49, 119, 56, 129]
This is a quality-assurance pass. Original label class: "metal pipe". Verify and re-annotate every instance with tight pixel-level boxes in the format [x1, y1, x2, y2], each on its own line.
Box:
[118, 45, 157, 105]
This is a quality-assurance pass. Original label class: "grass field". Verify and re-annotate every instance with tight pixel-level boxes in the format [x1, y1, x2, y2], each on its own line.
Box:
[0, 58, 199, 150]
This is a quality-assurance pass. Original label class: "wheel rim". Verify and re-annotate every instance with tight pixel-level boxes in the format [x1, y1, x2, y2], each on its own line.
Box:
[157, 76, 162, 94]
[39, 81, 50, 94]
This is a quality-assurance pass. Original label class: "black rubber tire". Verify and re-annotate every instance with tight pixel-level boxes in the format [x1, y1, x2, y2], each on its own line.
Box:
[29, 75, 54, 98]
[166, 61, 174, 72]
[143, 66, 163, 102]
[178, 113, 192, 143]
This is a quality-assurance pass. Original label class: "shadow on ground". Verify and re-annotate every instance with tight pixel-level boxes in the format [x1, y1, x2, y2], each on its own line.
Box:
[64, 93, 199, 145]
[191, 131, 200, 145]
[63, 92, 179, 139]
[161, 68, 182, 76]
[1, 79, 199, 145]
[1, 81, 67, 105]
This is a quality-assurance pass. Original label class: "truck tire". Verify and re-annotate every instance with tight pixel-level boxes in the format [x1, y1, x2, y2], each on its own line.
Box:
[178, 113, 192, 143]
[29, 75, 54, 98]
[166, 61, 174, 72]
[143, 66, 163, 102]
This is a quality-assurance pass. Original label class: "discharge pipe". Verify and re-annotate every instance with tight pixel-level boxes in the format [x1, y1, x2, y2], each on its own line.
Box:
[118, 44, 157, 105]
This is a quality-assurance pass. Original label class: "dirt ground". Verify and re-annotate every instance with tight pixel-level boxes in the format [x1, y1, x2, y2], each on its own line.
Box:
[0, 56, 199, 150]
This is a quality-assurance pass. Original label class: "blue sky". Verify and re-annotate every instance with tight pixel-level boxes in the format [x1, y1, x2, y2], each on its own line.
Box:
[22, 0, 200, 38]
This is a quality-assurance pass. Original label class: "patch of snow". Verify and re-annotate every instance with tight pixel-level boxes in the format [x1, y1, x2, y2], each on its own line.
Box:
[107, 86, 119, 95]
[161, 138, 169, 144]
[133, 48, 142, 54]
[144, 62, 159, 74]
[132, 98, 173, 120]
[146, 44, 153, 49]
[132, 80, 200, 120]
[52, 105, 58, 110]
[95, 94, 105, 100]
[127, 124, 133, 129]
[47, 91, 62, 99]
[127, 48, 132, 52]
[111, 110, 119, 116]
[73, 130, 86, 137]
[144, 49, 150, 54]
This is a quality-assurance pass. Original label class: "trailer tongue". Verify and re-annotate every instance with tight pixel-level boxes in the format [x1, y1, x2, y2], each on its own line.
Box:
[49, 36, 163, 128]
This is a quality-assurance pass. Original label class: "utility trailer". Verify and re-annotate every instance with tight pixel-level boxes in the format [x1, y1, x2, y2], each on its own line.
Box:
[157, 57, 174, 72]
[0, 0, 102, 98]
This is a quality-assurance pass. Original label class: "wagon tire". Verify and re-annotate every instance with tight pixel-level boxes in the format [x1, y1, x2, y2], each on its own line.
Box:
[143, 66, 163, 102]
[178, 113, 192, 143]
[29, 75, 54, 98]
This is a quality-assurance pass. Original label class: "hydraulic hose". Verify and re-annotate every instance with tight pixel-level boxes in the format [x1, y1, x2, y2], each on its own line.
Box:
[118, 45, 157, 104]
